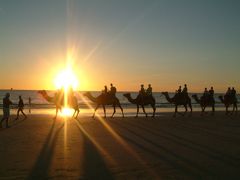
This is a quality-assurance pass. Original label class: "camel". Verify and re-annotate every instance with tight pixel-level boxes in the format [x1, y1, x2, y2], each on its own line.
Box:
[162, 92, 192, 117]
[192, 94, 215, 115]
[219, 95, 238, 114]
[38, 90, 80, 119]
[123, 93, 156, 117]
[83, 92, 124, 118]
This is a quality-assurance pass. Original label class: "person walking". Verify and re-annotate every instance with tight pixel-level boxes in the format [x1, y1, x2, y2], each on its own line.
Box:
[15, 96, 27, 120]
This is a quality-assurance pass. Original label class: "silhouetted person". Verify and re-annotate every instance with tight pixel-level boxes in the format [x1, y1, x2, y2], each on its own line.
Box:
[1, 93, 13, 128]
[15, 96, 27, 120]
[102, 86, 108, 97]
[226, 87, 231, 96]
[225, 87, 231, 100]
[203, 88, 209, 99]
[182, 84, 188, 96]
[139, 84, 145, 96]
[231, 87, 237, 101]
[146, 84, 152, 96]
[209, 87, 214, 98]
[28, 97, 31, 113]
[110, 83, 117, 96]
[139, 84, 146, 102]
[177, 86, 182, 94]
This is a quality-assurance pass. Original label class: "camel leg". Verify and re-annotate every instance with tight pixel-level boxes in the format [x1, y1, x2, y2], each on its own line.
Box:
[93, 104, 100, 118]
[235, 104, 238, 114]
[201, 106, 206, 116]
[212, 105, 215, 115]
[151, 104, 156, 118]
[189, 103, 192, 116]
[54, 107, 59, 119]
[111, 105, 116, 118]
[200, 107, 204, 116]
[141, 105, 147, 117]
[183, 105, 187, 116]
[232, 104, 235, 115]
[136, 105, 139, 118]
[173, 105, 177, 117]
[225, 106, 229, 115]
[72, 110, 76, 119]
[118, 103, 124, 118]
[75, 109, 80, 119]
[102, 105, 106, 118]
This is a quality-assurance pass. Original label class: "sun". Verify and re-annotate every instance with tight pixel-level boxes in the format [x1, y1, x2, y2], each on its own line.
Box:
[54, 66, 79, 117]
[54, 67, 79, 91]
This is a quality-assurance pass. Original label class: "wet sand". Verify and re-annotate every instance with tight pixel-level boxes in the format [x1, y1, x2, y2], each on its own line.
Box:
[0, 112, 240, 179]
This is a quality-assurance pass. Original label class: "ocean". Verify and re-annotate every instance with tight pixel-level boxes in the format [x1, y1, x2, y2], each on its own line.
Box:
[0, 90, 236, 116]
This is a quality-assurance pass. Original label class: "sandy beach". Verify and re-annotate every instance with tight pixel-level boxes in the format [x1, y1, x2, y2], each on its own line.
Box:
[0, 112, 240, 179]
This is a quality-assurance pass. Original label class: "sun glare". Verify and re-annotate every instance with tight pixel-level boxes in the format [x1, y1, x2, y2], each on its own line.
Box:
[61, 107, 73, 117]
[54, 67, 79, 91]
[54, 66, 79, 117]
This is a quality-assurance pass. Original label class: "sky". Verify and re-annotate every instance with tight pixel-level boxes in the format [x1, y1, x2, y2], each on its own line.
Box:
[0, 0, 240, 92]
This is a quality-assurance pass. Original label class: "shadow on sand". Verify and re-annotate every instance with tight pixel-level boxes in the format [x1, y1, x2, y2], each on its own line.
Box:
[27, 120, 64, 179]
[75, 119, 114, 179]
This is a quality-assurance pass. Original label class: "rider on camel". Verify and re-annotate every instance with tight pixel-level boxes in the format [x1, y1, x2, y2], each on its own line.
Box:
[203, 88, 209, 101]
[231, 87, 237, 101]
[110, 83, 117, 97]
[182, 84, 188, 97]
[146, 84, 152, 96]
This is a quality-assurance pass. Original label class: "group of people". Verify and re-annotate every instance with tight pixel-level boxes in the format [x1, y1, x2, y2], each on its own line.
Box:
[175, 84, 189, 98]
[202, 87, 215, 100]
[1, 94, 28, 128]
[225, 87, 237, 101]
[139, 84, 153, 96]
[102, 83, 117, 97]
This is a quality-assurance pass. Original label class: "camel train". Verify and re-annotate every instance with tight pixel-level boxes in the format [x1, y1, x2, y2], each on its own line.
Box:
[38, 85, 238, 119]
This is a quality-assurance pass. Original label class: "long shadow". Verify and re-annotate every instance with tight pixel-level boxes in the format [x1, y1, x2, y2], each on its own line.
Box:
[175, 116, 240, 136]
[0, 118, 27, 132]
[75, 120, 113, 179]
[173, 120, 240, 143]
[27, 120, 64, 179]
[119, 120, 240, 166]
[108, 120, 218, 178]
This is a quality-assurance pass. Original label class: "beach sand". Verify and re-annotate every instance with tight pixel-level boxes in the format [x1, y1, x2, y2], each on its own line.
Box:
[0, 112, 240, 179]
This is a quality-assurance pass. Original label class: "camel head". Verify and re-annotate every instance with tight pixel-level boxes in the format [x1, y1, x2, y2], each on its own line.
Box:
[38, 90, 47, 96]
[83, 92, 91, 97]
[219, 95, 224, 102]
[192, 94, 197, 98]
[123, 93, 131, 98]
[161, 92, 168, 96]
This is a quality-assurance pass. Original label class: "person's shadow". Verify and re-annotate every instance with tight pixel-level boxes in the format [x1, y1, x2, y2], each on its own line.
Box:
[27, 120, 64, 179]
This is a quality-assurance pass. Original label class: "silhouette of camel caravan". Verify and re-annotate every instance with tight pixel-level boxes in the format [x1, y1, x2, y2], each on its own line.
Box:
[123, 93, 156, 118]
[162, 92, 192, 117]
[38, 90, 80, 119]
[192, 94, 215, 115]
[219, 95, 238, 115]
[83, 92, 124, 118]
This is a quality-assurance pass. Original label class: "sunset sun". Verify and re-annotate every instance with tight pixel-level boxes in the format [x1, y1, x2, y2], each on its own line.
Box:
[54, 66, 79, 117]
[54, 67, 79, 91]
